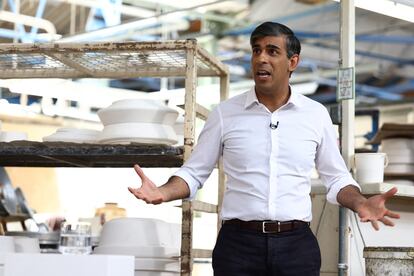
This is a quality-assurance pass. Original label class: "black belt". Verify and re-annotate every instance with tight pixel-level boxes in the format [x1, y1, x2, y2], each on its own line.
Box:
[223, 219, 310, 234]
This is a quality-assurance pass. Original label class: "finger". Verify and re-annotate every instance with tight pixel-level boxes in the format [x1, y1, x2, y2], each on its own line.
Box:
[128, 187, 136, 194]
[385, 210, 400, 219]
[382, 187, 398, 200]
[379, 217, 395, 227]
[134, 164, 147, 181]
[371, 220, 379, 231]
[128, 187, 143, 198]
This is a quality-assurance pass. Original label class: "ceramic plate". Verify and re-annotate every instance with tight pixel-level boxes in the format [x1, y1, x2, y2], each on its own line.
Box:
[98, 123, 177, 145]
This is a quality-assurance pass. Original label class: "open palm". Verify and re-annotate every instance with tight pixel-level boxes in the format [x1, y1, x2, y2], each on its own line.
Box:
[128, 164, 164, 204]
[357, 187, 400, 230]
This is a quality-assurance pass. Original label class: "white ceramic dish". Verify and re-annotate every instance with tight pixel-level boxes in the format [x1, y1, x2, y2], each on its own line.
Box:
[386, 179, 414, 186]
[98, 123, 177, 145]
[98, 99, 178, 126]
[381, 138, 414, 150]
[0, 236, 15, 253]
[134, 258, 180, 272]
[98, 218, 180, 249]
[385, 164, 414, 174]
[13, 236, 40, 253]
[93, 245, 179, 258]
[43, 128, 101, 143]
[0, 131, 27, 142]
[386, 153, 414, 164]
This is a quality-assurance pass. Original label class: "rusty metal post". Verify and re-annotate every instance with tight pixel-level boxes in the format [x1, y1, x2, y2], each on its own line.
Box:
[181, 39, 197, 276]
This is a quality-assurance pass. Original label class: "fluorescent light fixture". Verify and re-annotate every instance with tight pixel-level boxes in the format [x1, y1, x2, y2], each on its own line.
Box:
[333, 0, 414, 23]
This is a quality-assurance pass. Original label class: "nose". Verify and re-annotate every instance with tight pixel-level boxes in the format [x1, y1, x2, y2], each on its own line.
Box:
[257, 51, 268, 63]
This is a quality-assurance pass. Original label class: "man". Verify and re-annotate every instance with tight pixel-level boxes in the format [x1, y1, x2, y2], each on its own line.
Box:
[128, 22, 400, 275]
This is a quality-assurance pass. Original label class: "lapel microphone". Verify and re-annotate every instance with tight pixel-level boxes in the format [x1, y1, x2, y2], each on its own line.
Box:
[269, 121, 279, 129]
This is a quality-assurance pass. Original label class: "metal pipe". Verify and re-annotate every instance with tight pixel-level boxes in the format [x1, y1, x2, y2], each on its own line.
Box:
[0, 28, 54, 42]
[223, 3, 339, 36]
[7, 0, 24, 42]
[0, 10, 57, 35]
[339, 0, 355, 275]
[29, 0, 48, 38]
[48, 0, 155, 18]
[58, 0, 226, 42]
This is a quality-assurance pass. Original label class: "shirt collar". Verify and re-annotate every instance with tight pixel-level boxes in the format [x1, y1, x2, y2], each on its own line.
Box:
[244, 87, 259, 109]
[244, 86, 303, 109]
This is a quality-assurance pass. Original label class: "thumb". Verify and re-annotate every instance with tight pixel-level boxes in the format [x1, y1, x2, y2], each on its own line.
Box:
[382, 187, 398, 200]
[134, 164, 147, 181]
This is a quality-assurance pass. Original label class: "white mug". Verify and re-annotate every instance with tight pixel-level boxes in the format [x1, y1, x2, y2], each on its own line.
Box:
[353, 153, 388, 184]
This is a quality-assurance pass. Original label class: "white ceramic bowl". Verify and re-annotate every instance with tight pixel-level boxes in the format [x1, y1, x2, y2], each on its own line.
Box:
[98, 99, 179, 126]
[0, 236, 15, 253]
[385, 164, 414, 174]
[386, 152, 414, 164]
[98, 123, 177, 145]
[43, 128, 101, 143]
[98, 218, 180, 249]
[381, 138, 414, 151]
[13, 236, 41, 253]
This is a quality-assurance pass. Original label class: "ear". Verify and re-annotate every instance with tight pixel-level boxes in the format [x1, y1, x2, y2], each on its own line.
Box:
[288, 54, 300, 72]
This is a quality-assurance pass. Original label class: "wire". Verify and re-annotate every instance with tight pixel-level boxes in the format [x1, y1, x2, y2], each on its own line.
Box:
[352, 211, 367, 248]
[315, 198, 327, 238]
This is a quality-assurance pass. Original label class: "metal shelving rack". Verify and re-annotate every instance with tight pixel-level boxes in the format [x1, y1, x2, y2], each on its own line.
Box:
[0, 40, 229, 276]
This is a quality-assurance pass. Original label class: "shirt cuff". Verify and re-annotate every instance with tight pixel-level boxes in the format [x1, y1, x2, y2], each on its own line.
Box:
[326, 177, 361, 205]
[173, 169, 201, 200]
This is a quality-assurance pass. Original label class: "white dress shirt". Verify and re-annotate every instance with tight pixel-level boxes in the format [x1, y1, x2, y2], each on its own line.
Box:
[174, 88, 359, 222]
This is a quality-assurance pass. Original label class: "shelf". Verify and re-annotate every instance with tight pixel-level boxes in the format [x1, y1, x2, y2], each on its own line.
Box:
[311, 179, 414, 198]
[0, 141, 183, 167]
[362, 182, 414, 198]
[0, 40, 228, 79]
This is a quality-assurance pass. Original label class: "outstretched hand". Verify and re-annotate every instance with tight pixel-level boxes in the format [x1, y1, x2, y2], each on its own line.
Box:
[356, 187, 400, 230]
[128, 164, 165, 204]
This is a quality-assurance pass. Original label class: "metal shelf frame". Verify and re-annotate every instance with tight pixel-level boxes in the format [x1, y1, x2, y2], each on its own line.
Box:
[0, 39, 229, 276]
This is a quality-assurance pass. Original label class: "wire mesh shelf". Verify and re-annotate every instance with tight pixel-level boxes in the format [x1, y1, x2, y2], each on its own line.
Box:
[0, 40, 227, 79]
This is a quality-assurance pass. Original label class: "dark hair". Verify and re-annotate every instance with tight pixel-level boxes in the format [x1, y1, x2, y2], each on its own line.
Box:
[250, 22, 301, 58]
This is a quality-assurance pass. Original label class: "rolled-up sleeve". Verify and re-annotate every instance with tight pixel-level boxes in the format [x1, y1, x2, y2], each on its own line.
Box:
[315, 109, 360, 205]
[173, 106, 223, 200]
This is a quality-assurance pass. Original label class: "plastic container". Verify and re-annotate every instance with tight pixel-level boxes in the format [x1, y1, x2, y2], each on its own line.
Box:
[59, 222, 92, 255]
[354, 153, 388, 184]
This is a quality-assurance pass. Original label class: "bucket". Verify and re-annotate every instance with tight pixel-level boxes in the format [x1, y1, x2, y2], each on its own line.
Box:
[354, 153, 388, 184]
[364, 247, 414, 276]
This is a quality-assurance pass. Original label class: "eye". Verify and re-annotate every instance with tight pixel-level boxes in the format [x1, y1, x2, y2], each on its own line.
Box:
[252, 48, 261, 55]
[268, 49, 278, 56]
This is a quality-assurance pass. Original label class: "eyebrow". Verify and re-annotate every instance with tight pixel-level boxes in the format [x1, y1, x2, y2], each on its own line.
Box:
[252, 44, 281, 50]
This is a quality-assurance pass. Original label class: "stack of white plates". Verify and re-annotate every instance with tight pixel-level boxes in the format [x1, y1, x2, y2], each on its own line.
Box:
[92, 218, 180, 276]
[381, 138, 414, 174]
[97, 99, 178, 145]
[43, 128, 100, 143]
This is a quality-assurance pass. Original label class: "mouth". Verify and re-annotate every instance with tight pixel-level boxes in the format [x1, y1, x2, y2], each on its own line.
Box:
[255, 70, 271, 80]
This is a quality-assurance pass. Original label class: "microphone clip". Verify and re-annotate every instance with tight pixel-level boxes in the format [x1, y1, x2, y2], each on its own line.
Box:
[269, 121, 279, 129]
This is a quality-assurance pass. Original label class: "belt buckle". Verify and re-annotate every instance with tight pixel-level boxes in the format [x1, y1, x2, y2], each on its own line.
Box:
[262, 221, 280, 233]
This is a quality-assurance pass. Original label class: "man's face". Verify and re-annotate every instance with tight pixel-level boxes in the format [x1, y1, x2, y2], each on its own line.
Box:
[251, 35, 298, 94]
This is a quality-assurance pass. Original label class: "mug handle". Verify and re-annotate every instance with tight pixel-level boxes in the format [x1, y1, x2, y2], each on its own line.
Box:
[384, 154, 389, 168]
[351, 155, 357, 176]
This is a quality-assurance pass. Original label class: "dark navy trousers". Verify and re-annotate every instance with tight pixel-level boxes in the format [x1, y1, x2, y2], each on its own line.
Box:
[212, 222, 321, 276]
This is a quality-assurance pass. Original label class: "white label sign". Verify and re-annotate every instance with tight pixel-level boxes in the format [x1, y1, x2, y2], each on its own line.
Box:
[337, 67, 354, 101]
